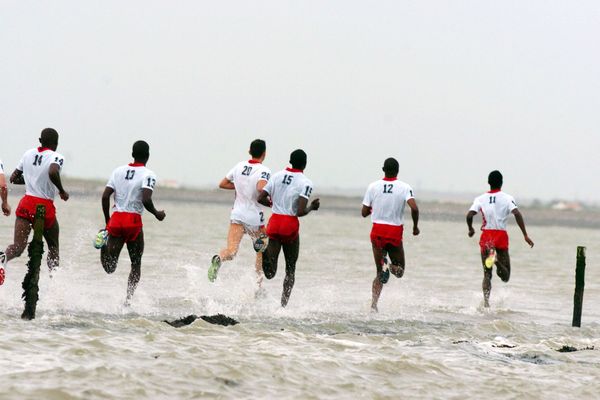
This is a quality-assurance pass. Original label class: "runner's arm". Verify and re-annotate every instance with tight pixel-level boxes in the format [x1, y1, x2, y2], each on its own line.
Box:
[48, 164, 69, 201]
[297, 196, 320, 217]
[257, 180, 268, 193]
[101, 187, 114, 225]
[219, 177, 235, 190]
[10, 169, 24, 185]
[361, 205, 371, 217]
[0, 173, 10, 216]
[257, 190, 271, 207]
[512, 209, 534, 247]
[142, 188, 166, 221]
[407, 198, 420, 235]
[466, 210, 477, 237]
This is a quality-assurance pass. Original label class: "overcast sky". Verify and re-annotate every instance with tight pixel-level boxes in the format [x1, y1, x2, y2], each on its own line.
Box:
[1, 1, 598, 201]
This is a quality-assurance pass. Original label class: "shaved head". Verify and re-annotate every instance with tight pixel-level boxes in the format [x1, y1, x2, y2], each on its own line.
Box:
[382, 157, 399, 177]
[40, 128, 59, 149]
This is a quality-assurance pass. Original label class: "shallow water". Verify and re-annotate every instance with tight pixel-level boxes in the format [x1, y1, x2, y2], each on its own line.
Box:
[1, 197, 599, 399]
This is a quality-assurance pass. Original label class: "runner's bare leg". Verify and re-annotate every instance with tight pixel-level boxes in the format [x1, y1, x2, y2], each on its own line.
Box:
[281, 237, 300, 307]
[481, 249, 492, 307]
[219, 223, 245, 261]
[125, 230, 144, 303]
[249, 226, 266, 286]
[262, 239, 282, 279]
[101, 235, 126, 274]
[387, 243, 405, 278]
[43, 221, 60, 273]
[495, 249, 511, 282]
[4, 217, 32, 261]
[371, 243, 385, 312]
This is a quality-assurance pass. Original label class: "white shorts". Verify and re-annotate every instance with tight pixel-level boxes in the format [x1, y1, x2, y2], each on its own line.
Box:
[231, 220, 263, 237]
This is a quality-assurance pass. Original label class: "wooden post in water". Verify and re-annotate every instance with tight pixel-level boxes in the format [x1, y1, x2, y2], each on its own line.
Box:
[572, 246, 586, 328]
[21, 205, 45, 320]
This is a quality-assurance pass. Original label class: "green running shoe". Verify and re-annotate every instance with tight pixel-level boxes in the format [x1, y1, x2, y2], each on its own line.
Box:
[208, 255, 221, 282]
[94, 229, 108, 249]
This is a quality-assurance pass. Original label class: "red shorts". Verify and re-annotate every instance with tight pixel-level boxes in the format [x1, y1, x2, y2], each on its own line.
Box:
[370, 223, 404, 249]
[16, 195, 57, 229]
[479, 229, 509, 252]
[266, 214, 299, 244]
[107, 212, 143, 243]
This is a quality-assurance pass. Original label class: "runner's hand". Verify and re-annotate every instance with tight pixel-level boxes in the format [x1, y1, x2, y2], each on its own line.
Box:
[311, 198, 320, 211]
[413, 226, 420, 236]
[59, 191, 69, 201]
[468, 227, 475, 237]
[1, 202, 10, 216]
[524, 235, 534, 248]
[155, 210, 166, 221]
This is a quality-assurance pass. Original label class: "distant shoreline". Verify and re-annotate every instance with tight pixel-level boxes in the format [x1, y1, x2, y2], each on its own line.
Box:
[6, 177, 600, 230]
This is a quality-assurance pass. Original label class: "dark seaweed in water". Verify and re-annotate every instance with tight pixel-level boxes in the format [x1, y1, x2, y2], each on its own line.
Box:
[164, 314, 239, 328]
[556, 345, 595, 353]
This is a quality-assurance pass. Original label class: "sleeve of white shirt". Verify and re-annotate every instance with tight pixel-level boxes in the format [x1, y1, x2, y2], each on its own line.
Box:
[299, 178, 313, 200]
[362, 184, 373, 207]
[508, 195, 518, 212]
[106, 170, 116, 189]
[469, 198, 481, 213]
[225, 165, 236, 182]
[259, 167, 271, 182]
[142, 171, 158, 191]
[263, 178, 274, 194]
[51, 152, 65, 170]
[405, 184, 415, 201]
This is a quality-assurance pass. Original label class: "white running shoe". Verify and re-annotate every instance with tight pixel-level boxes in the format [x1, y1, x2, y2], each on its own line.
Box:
[253, 234, 268, 253]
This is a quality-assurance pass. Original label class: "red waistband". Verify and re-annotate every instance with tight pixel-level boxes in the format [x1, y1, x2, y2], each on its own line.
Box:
[23, 194, 54, 203]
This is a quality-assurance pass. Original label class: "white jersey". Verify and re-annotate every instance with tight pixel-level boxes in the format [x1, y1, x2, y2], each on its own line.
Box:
[226, 160, 271, 227]
[107, 163, 157, 215]
[0, 158, 4, 175]
[362, 178, 414, 226]
[16, 147, 65, 200]
[469, 190, 517, 231]
[263, 168, 313, 216]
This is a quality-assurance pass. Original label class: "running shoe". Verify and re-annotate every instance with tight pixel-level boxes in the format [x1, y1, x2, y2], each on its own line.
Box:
[208, 255, 222, 282]
[253, 234, 268, 253]
[485, 248, 496, 269]
[0, 251, 6, 286]
[379, 256, 390, 284]
[93, 229, 109, 249]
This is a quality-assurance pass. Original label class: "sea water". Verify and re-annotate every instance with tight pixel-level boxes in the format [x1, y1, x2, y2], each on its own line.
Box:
[0, 197, 599, 399]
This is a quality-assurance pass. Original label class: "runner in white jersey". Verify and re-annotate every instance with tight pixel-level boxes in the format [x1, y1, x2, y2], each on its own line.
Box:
[95, 141, 166, 305]
[466, 170, 534, 307]
[208, 140, 271, 284]
[0, 129, 69, 286]
[257, 149, 320, 307]
[361, 157, 420, 312]
[0, 158, 10, 217]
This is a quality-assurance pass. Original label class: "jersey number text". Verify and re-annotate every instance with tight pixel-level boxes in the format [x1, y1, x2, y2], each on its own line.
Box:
[282, 175, 293, 185]
[242, 166, 253, 176]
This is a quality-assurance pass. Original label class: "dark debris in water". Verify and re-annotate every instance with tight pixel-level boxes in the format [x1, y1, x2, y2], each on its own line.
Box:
[452, 340, 470, 345]
[215, 377, 239, 387]
[492, 344, 517, 349]
[164, 314, 239, 328]
[556, 345, 595, 353]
